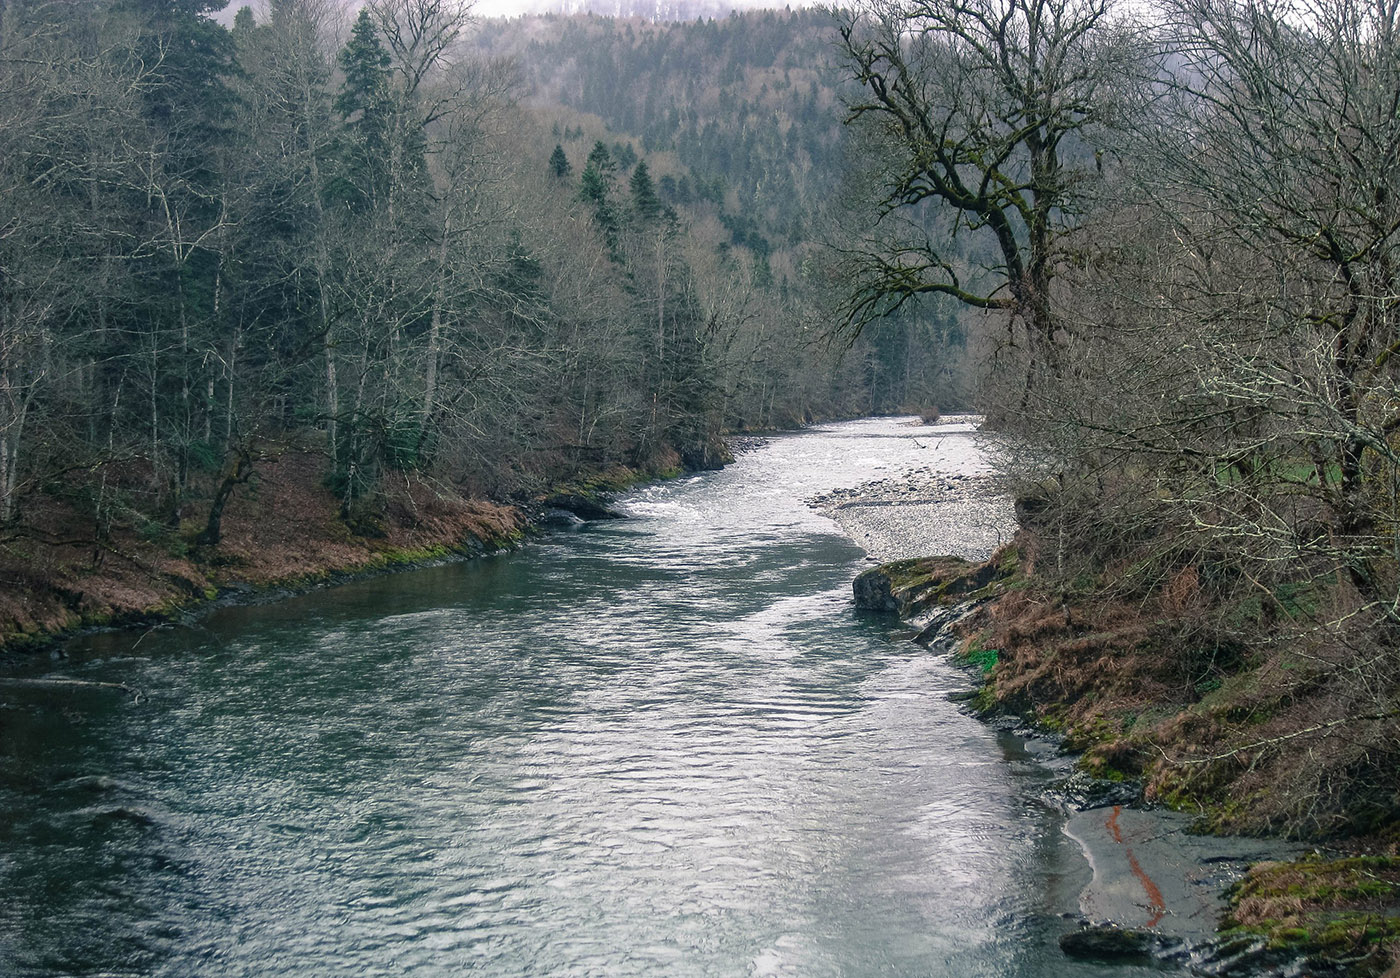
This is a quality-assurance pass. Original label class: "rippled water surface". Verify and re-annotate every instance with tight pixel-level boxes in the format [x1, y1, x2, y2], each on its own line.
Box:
[0, 418, 1168, 977]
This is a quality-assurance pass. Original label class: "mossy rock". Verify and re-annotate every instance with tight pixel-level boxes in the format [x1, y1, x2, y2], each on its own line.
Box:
[853, 555, 1002, 616]
[1225, 856, 1400, 974]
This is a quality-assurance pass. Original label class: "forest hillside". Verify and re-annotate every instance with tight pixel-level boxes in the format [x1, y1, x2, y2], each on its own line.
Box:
[1, 0, 966, 647]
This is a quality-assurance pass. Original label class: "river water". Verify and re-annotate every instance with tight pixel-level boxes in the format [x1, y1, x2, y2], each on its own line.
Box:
[0, 418, 1172, 977]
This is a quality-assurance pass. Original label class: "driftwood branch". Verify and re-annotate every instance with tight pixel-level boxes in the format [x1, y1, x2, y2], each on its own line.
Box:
[0, 678, 145, 702]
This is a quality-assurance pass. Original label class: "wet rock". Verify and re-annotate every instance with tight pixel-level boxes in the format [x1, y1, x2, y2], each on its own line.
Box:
[1059, 924, 1173, 961]
[852, 565, 899, 611]
[87, 805, 159, 828]
[541, 493, 625, 521]
[538, 508, 586, 528]
[1193, 936, 1309, 977]
[911, 605, 961, 644]
[1052, 770, 1145, 810]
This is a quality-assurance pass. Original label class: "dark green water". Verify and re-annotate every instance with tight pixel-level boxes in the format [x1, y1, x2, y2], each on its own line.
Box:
[0, 419, 1170, 977]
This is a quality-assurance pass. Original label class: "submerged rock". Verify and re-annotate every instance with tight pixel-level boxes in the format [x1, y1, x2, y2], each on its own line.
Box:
[1192, 936, 1311, 977]
[1059, 924, 1175, 961]
[1050, 770, 1145, 811]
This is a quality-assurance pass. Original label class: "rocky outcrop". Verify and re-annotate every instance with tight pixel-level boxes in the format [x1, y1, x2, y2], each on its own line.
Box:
[539, 492, 627, 521]
[852, 554, 1003, 617]
[1058, 925, 1178, 962]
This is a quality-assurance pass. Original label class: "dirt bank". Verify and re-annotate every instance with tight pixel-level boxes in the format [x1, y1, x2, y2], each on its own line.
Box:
[0, 449, 525, 658]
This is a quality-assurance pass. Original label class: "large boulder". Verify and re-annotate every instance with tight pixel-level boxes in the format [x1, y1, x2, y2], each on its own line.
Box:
[852, 555, 999, 617]
[541, 492, 626, 521]
[1059, 925, 1170, 961]
[852, 565, 900, 611]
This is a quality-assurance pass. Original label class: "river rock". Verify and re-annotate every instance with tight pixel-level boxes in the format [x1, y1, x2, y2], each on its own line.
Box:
[1051, 769, 1145, 810]
[851, 555, 998, 616]
[1194, 936, 1312, 977]
[1059, 924, 1173, 961]
[538, 508, 586, 528]
[541, 493, 626, 521]
[852, 565, 900, 611]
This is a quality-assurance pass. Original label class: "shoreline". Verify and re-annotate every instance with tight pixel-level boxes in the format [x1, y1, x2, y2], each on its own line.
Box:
[0, 415, 875, 662]
[7, 537, 519, 667]
[0, 449, 679, 665]
[812, 424, 1320, 975]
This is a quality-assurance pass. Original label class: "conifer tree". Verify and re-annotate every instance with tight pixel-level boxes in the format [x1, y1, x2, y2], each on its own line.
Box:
[579, 141, 621, 257]
[549, 143, 571, 178]
[629, 160, 661, 222]
[332, 9, 393, 208]
[579, 140, 615, 206]
[335, 10, 391, 122]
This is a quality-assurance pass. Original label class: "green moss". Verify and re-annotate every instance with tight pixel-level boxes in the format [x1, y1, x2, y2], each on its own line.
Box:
[961, 645, 999, 674]
[1060, 714, 1122, 752]
[1079, 754, 1129, 781]
[879, 557, 949, 592]
[1225, 856, 1400, 967]
[994, 546, 1021, 576]
[972, 681, 998, 715]
[1037, 705, 1068, 732]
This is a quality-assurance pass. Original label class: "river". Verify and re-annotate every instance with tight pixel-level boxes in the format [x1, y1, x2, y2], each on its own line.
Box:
[0, 418, 1173, 977]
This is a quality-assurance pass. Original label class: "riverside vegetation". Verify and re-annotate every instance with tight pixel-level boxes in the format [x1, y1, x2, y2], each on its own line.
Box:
[0, 0, 960, 650]
[4, 0, 1400, 972]
[830, 0, 1400, 967]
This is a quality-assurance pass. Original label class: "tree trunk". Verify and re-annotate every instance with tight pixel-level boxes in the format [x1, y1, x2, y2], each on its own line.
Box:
[420, 210, 451, 447]
[196, 449, 252, 548]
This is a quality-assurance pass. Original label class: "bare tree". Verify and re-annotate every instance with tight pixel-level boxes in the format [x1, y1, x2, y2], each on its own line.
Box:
[833, 0, 1143, 393]
[1138, 0, 1400, 606]
[368, 0, 474, 100]
[999, 0, 1400, 833]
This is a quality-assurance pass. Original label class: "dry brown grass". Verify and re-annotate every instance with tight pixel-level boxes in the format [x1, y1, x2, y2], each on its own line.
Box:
[0, 449, 525, 654]
[959, 532, 1400, 838]
[1223, 856, 1400, 974]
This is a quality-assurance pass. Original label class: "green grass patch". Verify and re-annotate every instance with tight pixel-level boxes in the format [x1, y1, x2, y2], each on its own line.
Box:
[1226, 856, 1400, 968]
[964, 646, 999, 674]
[1272, 580, 1323, 621]
[1213, 454, 1342, 488]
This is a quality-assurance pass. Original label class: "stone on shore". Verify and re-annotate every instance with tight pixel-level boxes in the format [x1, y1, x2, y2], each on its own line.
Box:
[540, 492, 626, 521]
[1059, 925, 1171, 961]
[852, 555, 1000, 617]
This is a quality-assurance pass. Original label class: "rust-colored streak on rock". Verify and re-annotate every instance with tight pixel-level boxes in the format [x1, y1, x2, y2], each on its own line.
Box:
[1106, 805, 1167, 927]
[1107, 804, 1125, 843]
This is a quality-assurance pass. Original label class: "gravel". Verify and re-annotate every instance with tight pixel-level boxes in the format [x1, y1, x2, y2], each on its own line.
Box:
[810, 463, 1017, 562]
